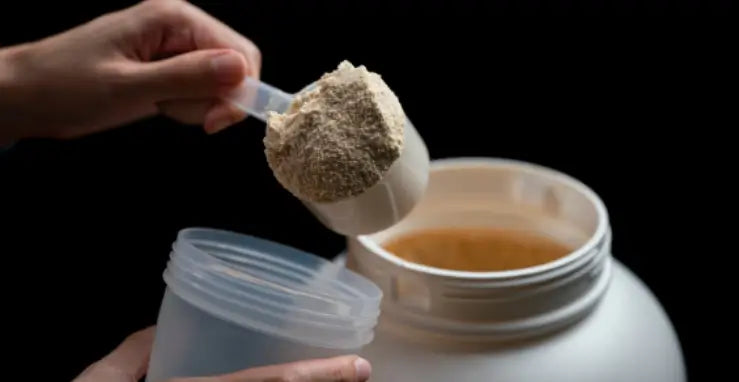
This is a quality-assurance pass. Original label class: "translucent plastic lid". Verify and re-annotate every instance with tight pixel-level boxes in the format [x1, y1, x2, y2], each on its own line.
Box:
[164, 228, 382, 349]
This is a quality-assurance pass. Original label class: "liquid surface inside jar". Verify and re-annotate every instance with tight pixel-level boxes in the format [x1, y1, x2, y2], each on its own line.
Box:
[383, 227, 572, 272]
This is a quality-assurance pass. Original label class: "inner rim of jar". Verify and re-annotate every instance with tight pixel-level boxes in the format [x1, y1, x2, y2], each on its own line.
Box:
[357, 158, 609, 279]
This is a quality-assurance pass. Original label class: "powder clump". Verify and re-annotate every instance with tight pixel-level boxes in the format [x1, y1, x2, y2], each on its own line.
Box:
[264, 61, 405, 203]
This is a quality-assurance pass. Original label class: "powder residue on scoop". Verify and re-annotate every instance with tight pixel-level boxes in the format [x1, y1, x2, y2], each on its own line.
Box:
[264, 61, 406, 203]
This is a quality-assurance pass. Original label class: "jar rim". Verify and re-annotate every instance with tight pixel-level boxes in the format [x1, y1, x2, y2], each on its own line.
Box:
[356, 157, 609, 281]
[348, 157, 613, 340]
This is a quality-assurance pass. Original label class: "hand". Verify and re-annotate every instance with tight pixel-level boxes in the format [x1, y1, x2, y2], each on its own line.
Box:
[74, 327, 372, 382]
[0, 0, 260, 143]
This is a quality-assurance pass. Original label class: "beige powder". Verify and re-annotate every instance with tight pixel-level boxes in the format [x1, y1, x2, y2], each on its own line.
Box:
[264, 61, 406, 203]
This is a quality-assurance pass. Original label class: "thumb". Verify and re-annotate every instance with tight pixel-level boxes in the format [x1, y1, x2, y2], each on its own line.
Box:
[215, 355, 372, 382]
[74, 327, 156, 382]
[130, 49, 247, 101]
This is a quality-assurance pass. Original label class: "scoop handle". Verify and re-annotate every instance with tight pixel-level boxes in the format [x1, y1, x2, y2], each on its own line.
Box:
[224, 77, 293, 123]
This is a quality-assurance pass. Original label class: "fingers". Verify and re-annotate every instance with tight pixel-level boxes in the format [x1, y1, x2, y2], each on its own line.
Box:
[203, 101, 247, 134]
[130, 49, 246, 100]
[125, 0, 260, 133]
[158, 99, 218, 125]
[136, 0, 261, 79]
[74, 327, 156, 382]
[158, 99, 246, 133]
[208, 355, 372, 382]
[177, 0, 262, 79]
[74, 327, 370, 382]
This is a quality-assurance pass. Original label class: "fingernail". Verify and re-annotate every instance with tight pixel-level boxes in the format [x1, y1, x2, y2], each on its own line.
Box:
[353, 358, 371, 381]
[210, 52, 244, 84]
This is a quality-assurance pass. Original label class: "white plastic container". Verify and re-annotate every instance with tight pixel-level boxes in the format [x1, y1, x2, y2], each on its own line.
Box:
[146, 228, 382, 382]
[345, 158, 686, 382]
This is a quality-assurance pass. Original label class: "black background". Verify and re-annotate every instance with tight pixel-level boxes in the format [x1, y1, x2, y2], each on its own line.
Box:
[1, 0, 732, 380]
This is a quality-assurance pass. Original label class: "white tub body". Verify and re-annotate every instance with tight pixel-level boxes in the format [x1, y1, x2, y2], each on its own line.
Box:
[357, 260, 685, 382]
[343, 158, 686, 382]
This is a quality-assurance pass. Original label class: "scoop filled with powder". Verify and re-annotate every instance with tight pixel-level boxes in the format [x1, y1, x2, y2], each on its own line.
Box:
[264, 61, 406, 203]
[224, 61, 429, 235]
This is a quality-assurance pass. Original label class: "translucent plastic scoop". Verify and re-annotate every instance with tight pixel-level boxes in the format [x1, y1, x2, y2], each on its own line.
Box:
[225, 77, 430, 236]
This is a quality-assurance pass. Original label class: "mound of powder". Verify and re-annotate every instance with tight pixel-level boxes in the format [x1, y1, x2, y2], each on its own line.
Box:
[264, 61, 406, 203]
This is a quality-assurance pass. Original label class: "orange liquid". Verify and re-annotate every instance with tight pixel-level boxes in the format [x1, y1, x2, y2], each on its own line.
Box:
[383, 228, 572, 271]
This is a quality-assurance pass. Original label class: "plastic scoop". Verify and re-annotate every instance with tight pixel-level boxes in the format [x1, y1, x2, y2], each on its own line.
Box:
[225, 77, 429, 236]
